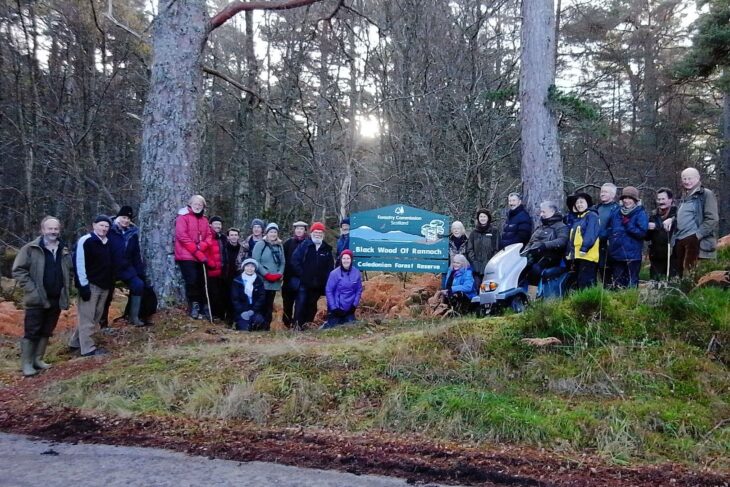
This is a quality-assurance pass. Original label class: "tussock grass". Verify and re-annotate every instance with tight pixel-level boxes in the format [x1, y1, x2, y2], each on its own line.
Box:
[44, 282, 730, 468]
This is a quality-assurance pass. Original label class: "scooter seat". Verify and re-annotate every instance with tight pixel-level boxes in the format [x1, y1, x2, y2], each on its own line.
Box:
[541, 267, 566, 279]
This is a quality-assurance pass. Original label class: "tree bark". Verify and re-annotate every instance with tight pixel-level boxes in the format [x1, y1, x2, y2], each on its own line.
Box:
[721, 88, 730, 236]
[139, 0, 208, 304]
[519, 0, 562, 222]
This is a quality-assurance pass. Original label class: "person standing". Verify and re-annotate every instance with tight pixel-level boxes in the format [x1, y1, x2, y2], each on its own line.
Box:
[70, 215, 115, 356]
[606, 186, 648, 288]
[646, 188, 678, 280]
[500, 193, 532, 250]
[223, 227, 245, 323]
[282, 221, 308, 328]
[106, 206, 146, 326]
[252, 223, 285, 330]
[204, 216, 225, 319]
[241, 218, 265, 260]
[565, 194, 600, 289]
[323, 249, 363, 329]
[448, 221, 468, 262]
[466, 208, 498, 282]
[12, 217, 73, 376]
[673, 168, 719, 276]
[336, 217, 350, 262]
[174, 195, 214, 319]
[291, 222, 334, 327]
[594, 183, 620, 283]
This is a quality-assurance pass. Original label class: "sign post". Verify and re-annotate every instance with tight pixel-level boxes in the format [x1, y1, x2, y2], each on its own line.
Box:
[350, 205, 450, 273]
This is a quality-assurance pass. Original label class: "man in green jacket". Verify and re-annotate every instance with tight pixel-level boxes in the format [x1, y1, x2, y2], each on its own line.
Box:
[12, 216, 73, 376]
[673, 168, 719, 276]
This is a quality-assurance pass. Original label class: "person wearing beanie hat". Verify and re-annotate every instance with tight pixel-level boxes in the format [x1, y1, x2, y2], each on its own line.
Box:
[282, 221, 309, 328]
[605, 186, 648, 288]
[336, 217, 350, 262]
[323, 249, 362, 329]
[175, 194, 215, 320]
[230, 258, 266, 331]
[290, 221, 334, 328]
[69, 215, 114, 356]
[241, 218, 266, 260]
[565, 194, 600, 289]
[104, 205, 149, 327]
[466, 208, 498, 283]
[252, 222, 285, 330]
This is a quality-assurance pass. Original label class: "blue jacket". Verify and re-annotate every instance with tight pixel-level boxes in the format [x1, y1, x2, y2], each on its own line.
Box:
[594, 201, 620, 239]
[230, 274, 266, 317]
[441, 267, 477, 299]
[501, 205, 532, 249]
[606, 206, 648, 261]
[336, 234, 349, 256]
[325, 266, 363, 312]
[568, 209, 600, 257]
[291, 238, 335, 291]
[108, 222, 144, 282]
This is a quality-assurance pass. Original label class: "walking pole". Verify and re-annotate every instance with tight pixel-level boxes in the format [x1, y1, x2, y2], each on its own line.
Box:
[202, 263, 213, 323]
[666, 242, 671, 281]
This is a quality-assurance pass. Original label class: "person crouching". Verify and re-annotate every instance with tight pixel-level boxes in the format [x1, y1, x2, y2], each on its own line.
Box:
[231, 258, 266, 331]
[323, 249, 363, 329]
[438, 254, 476, 314]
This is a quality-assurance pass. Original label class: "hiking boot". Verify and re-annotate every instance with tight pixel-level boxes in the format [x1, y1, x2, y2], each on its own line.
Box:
[20, 339, 38, 377]
[81, 348, 108, 357]
[33, 337, 52, 370]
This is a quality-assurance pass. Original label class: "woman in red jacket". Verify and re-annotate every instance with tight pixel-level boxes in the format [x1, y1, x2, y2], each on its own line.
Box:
[175, 194, 215, 319]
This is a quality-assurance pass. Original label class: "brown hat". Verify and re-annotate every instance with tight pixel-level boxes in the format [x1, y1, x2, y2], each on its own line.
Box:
[620, 186, 640, 202]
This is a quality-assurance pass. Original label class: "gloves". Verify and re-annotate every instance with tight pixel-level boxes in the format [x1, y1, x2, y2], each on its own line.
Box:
[240, 310, 254, 320]
[330, 308, 346, 318]
[264, 273, 283, 282]
[194, 250, 207, 263]
[536, 243, 547, 252]
[79, 285, 91, 302]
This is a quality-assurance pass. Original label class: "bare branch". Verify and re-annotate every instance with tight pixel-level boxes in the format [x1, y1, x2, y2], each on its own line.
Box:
[105, 0, 143, 39]
[209, 0, 325, 33]
[202, 66, 262, 104]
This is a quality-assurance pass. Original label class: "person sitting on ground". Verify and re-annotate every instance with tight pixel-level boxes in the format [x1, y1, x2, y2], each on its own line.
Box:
[437, 254, 476, 314]
[230, 258, 266, 331]
[606, 186, 648, 289]
[323, 249, 363, 329]
[500, 192, 532, 250]
[448, 221, 468, 263]
[466, 208, 498, 283]
[565, 193, 600, 289]
[241, 218, 265, 260]
[523, 201, 569, 301]
[252, 223, 285, 330]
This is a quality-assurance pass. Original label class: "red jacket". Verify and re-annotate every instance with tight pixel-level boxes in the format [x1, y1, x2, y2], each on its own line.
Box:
[174, 207, 214, 264]
[206, 235, 223, 277]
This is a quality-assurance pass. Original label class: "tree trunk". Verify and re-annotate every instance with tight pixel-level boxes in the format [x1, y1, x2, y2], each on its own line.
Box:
[139, 0, 208, 305]
[721, 88, 730, 236]
[519, 0, 562, 222]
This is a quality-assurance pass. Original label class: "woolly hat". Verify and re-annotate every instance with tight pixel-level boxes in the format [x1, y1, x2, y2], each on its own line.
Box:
[93, 214, 112, 226]
[116, 206, 134, 218]
[209, 216, 223, 224]
[340, 217, 350, 226]
[340, 249, 354, 259]
[620, 186, 640, 202]
[310, 222, 326, 233]
[566, 193, 594, 212]
[251, 218, 265, 229]
[265, 222, 279, 234]
[292, 221, 308, 228]
[241, 258, 258, 270]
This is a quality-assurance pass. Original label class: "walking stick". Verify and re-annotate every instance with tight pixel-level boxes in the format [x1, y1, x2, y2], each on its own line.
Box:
[202, 263, 213, 323]
[666, 241, 671, 280]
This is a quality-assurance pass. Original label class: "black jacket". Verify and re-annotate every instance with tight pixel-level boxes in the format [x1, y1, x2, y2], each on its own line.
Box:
[501, 205, 533, 249]
[74, 232, 114, 290]
[230, 274, 266, 316]
[646, 206, 677, 262]
[525, 213, 569, 261]
[291, 239, 334, 292]
[283, 236, 306, 281]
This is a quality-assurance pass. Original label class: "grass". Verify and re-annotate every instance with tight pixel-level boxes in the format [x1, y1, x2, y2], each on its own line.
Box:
[18, 251, 730, 469]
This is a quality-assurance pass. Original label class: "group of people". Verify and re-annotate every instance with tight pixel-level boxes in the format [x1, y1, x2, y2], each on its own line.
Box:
[10, 167, 719, 377]
[174, 195, 361, 332]
[440, 167, 719, 306]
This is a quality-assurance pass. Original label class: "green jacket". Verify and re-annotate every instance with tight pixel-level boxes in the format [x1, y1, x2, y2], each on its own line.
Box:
[252, 239, 286, 291]
[12, 237, 73, 309]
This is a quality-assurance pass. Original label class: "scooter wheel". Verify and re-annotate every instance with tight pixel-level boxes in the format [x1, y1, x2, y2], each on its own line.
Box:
[509, 296, 527, 314]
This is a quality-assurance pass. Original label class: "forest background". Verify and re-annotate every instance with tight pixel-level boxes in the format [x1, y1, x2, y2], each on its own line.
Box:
[1, 0, 728, 280]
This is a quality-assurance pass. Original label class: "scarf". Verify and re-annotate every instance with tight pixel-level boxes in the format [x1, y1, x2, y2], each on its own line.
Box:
[241, 273, 256, 301]
[474, 222, 491, 234]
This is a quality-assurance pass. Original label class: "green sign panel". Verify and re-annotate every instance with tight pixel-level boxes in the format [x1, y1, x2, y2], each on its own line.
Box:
[350, 204, 450, 273]
[354, 257, 449, 273]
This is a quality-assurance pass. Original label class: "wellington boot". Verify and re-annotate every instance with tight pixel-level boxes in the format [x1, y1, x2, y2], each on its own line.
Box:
[527, 285, 538, 303]
[33, 336, 52, 370]
[128, 295, 145, 326]
[20, 339, 38, 377]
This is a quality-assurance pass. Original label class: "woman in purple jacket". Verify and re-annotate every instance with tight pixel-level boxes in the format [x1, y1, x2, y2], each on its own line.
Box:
[323, 249, 363, 329]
